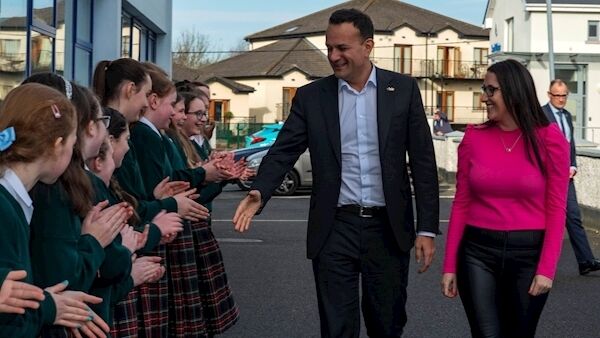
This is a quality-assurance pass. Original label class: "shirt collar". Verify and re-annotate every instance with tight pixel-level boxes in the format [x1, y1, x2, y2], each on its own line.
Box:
[548, 103, 562, 114]
[338, 64, 377, 94]
[0, 168, 33, 222]
[139, 116, 161, 136]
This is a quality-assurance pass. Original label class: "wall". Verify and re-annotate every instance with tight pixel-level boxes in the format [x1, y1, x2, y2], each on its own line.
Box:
[206, 81, 251, 119]
[237, 70, 314, 123]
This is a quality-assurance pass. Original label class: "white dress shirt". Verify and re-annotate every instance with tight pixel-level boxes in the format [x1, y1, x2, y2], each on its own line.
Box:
[0, 168, 33, 224]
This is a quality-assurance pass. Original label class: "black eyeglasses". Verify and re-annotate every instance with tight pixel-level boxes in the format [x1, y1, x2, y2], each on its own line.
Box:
[187, 110, 208, 120]
[96, 116, 111, 128]
[549, 92, 569, 98]
[481, 85, 501, 97]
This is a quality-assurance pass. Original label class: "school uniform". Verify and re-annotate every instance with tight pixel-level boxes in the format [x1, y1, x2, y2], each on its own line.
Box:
[170, 134, 239, 334]
[130, 119, 208, 337]
[87, 173, 134, 329]
[0, 169, 57, 337]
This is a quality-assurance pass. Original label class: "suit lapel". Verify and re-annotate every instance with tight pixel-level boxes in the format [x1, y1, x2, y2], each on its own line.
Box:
[377, 69, 394, 154]
[321, 76, 341, 167]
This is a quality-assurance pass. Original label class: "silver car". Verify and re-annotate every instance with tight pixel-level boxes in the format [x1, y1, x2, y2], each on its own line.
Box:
[238, 149, 312, 196]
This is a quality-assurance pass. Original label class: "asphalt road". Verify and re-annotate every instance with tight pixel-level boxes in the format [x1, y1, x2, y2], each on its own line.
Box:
[209, 186, 600, 338]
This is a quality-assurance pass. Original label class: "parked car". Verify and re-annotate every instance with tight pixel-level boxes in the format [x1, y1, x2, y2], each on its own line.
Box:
[232, 144, 271, 161]
[244, 122, 284, 148]
[237, 148, 312, 196]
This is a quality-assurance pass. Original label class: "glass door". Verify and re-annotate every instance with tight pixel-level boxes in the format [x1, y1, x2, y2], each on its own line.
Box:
[555, 64, 587, 142]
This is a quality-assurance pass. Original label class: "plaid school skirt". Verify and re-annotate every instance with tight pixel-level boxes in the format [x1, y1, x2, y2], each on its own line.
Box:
[166, 221, 208, 337]
[133, 246, 170, 338]
[111, 289, 139, 338]
[191, 219, 239, 334]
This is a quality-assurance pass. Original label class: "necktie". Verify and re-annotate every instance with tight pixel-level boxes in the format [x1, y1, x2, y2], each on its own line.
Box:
[557, 110, 567, 139]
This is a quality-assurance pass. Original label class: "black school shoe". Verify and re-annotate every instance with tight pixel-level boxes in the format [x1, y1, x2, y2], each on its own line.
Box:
[579, 259, 600, 275]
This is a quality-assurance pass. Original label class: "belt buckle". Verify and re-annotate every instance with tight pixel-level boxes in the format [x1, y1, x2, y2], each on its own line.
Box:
[358, 206, 373, 218]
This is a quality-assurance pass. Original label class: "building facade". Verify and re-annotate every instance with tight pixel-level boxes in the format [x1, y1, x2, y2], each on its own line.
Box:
[0, 0, 173, 100]
[177, 0, 490, 125]
[485, 0, 600, 144]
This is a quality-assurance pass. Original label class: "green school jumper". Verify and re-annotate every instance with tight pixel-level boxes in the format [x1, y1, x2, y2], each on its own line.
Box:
[129, 122, 206, 198]
[115, 140, 176, 252]
[0, 186, 56, 336]
[29, 182, 105, 292]
[87, 173, 134, 326]
[169, 136, 224, 211]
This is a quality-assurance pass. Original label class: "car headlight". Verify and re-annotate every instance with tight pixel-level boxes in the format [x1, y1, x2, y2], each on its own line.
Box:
[248, 158, 262, 168]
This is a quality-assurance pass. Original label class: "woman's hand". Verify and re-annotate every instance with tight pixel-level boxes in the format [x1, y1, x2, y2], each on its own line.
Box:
[152, 210, 184, 238]
[0, 270, 45, 314]
[131, 256, 165, 287]
[529, 275, 553, 296]
[45, 282, 107, 332]
[441, 273, 458, 298]
[153, 177, 190, 199]
[81, 202, 130, 248]
[69, 309, 109, 338]
[173, 189, 210, 221]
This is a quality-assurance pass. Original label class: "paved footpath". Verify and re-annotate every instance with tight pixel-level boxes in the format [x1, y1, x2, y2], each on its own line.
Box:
[210, 187, 600, 338]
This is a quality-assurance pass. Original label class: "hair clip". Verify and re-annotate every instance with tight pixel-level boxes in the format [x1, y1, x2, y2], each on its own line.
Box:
[51, 104, 62, 119]
[59, 75, 72, 100]
[0, 127, 16, 152]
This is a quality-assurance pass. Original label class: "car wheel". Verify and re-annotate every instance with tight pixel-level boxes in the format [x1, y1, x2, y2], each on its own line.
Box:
[274, 170, 299, 196]
[237, 179, 252, 191]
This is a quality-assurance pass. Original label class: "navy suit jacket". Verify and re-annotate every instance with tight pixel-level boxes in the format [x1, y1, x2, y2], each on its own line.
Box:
[542, 104, 577, 167]
[251, 67, 440, 258]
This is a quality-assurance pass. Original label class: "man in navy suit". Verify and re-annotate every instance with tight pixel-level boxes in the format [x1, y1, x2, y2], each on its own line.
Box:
[233, 9, 439, 337]
[543, 79, 600, 275]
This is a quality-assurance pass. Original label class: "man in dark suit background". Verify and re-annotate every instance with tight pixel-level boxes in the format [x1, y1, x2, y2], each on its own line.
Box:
[233, 9, 439, 337]
[543, 79, 600, 275]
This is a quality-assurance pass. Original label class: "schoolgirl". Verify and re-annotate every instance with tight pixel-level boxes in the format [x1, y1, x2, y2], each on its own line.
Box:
[0, 83, 109, 337]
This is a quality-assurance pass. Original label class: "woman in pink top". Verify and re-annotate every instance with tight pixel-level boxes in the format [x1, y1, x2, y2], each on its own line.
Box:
[441, 59, 570, 338]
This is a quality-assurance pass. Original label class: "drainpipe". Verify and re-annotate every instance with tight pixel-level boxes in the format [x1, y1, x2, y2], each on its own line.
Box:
[546, 0, 555, 81]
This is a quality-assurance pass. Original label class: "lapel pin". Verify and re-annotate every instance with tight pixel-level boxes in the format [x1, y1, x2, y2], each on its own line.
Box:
[386, 86, 395, 92]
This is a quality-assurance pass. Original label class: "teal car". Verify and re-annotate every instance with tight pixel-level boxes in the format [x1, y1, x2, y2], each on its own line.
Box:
[245, 122, 283, 148]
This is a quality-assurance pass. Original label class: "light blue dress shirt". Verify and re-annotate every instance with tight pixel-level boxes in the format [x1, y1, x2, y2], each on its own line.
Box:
[0, 168, 34, 224]
[335, 66, 436, 238]
[549, 103, 571, 142]
[337, 66, 385, 207]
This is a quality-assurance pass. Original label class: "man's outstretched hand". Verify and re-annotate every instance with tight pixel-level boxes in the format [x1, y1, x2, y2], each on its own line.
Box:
[233, 190, 262, 232]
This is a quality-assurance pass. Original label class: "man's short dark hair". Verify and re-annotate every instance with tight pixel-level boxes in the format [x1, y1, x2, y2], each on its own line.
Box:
[329, 8, 374, 40]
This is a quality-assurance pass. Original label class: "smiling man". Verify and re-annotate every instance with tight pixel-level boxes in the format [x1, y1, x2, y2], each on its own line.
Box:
[233, 9, 439, 337]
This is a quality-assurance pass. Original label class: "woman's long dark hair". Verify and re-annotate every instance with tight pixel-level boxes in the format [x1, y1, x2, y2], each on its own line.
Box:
[487, 59, 550, 174]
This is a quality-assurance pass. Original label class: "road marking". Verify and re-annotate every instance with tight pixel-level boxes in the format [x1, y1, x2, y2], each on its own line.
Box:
[213, 219, 307, 222]
[218, 238, 263, 243]
[213, 219, 450, 222]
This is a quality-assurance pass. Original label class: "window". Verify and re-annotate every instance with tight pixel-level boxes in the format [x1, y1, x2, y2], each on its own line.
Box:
[282, 87, 297, 120]
[437, 91, 455, 120]
[209, 100, 230, 122]
[588, 21, 599, 41]
[474, 48, 488, 66]
[394, 45, 412, 74]
[472, 92, 485, 112]
[73, 0, 93, 85]
[0, 0, 27, 99]
[505, 18, 514, 52]
[122, 12, 157, 62]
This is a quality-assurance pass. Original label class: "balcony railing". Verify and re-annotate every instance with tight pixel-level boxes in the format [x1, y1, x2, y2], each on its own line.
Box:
[371, 57, 488, 80]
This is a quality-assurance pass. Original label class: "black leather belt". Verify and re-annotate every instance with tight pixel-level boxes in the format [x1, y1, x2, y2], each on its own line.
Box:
[337, 204, 386, 218]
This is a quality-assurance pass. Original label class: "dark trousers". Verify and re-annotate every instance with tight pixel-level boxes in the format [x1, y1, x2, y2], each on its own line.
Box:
[457, 226, 549, 338]
[312, 209, 410, 338]
[565, 180, 595, 263]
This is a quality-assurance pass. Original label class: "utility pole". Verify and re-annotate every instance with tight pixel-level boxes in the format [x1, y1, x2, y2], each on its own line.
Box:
[546, 0, 555, 81]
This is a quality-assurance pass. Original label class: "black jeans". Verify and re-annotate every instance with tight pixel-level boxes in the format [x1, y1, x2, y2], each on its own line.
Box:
[312, 209, 410, 338]
[457, 226, 548, 338]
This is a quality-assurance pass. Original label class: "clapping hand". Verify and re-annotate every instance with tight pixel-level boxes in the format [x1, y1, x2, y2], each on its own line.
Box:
[0, 270, 45, 314]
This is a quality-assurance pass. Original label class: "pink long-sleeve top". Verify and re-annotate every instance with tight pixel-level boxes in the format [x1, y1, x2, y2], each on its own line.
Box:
[443, 123, 570, 279]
